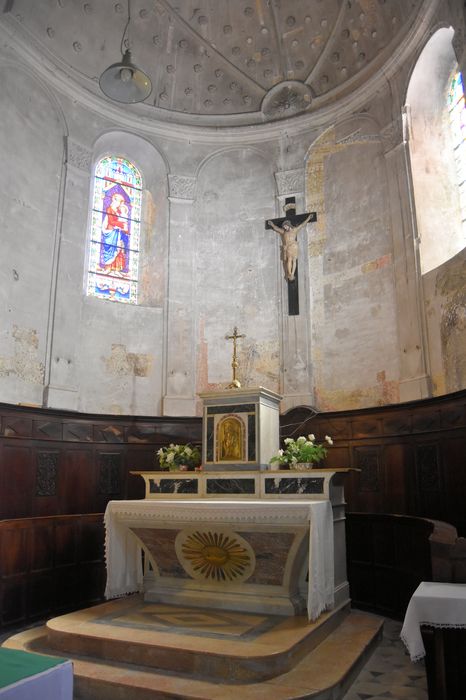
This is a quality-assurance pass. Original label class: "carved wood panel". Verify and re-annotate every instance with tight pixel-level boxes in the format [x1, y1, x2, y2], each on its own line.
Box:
[98, 452, 122, 496]
[36, 452, 58, 496]
[0, 514, 105, 630]
[354, 446, 381, 492]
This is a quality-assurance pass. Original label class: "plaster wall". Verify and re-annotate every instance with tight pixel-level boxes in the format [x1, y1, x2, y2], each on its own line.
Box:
[307, 123, 400, 411]
[0, 3, 465, 416]
[0, 66, 425, 416]
[423, 248, 466, 395]
[194, 149, 279, 397]
[0, 64, 63, 406]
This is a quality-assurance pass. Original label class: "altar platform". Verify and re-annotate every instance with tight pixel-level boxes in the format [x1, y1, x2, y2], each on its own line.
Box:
[3, 596, 383, 699]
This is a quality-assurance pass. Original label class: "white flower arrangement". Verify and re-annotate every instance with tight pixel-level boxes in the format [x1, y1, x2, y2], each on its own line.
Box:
[156, 443, 201, 471]
[270, 434, 333, 468]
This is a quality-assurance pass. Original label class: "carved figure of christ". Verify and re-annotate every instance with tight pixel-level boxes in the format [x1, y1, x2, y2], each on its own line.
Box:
[265, 197, 317, 316]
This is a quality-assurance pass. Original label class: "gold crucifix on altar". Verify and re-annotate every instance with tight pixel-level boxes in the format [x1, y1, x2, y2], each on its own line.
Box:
[225, 326, 245, 389]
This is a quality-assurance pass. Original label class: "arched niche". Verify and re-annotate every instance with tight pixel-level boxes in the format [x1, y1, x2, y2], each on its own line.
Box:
[75, 132, 168, 415]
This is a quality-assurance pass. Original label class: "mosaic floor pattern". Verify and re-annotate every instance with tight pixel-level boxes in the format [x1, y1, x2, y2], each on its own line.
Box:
[93, 601, 280, 639]
[342, 618, 428, 700]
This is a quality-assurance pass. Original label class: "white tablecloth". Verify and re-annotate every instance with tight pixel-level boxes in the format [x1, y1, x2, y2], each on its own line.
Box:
[0, 661, 73, 700]
[104, 499, 334, 621]
[401, 581, 466, 661]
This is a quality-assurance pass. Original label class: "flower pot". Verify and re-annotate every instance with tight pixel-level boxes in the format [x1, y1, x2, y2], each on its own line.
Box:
[291, 462, 316, 470]
[169, 464, 194, 472]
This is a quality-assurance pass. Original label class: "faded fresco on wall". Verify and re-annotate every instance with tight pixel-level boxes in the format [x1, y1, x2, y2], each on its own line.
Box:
[306, 121, 400, 411]
[424, 249, 466, 395]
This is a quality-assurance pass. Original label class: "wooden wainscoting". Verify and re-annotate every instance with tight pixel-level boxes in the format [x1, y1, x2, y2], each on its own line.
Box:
[0, 403, 202, 520]
[0, 513, 105, 631]
[346, 512, 440, 620]
[0, 392, 465, 531]
[282, 390, 466, 536]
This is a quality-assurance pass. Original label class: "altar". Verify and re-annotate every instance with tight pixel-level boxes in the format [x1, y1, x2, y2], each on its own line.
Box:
[104, 386, 351, 621]
[104, 465, 351, 619]
[105, 496, 336, 619]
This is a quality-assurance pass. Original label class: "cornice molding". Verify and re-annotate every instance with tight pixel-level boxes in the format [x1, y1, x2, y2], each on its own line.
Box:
[274, 169, 304, 196]
[67, 139, 92, 172]
[168, 174, 196, 201]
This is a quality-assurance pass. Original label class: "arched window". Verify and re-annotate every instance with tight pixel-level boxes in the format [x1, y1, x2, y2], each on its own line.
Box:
[86, 156, 142, 304]
[407, 28, 464, 274]
[447, 71, 466, 226]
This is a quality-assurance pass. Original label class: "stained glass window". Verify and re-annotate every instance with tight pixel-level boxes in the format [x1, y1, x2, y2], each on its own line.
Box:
[87, 156, 142, 304]
[448, 72, 466, 224]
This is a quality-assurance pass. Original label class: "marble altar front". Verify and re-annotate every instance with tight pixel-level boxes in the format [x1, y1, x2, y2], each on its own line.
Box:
[105, 466, 351, 618]
[104, 497, 335, 618]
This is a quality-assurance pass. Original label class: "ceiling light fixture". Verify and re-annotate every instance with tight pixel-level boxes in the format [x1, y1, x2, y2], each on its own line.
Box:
[99, 0, 152, 104]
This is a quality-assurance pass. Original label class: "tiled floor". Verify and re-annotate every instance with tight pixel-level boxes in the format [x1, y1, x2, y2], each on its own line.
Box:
[342, 618, 428, 700]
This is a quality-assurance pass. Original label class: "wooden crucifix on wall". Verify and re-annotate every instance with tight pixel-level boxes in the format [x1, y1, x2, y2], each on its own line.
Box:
[266, 197, 317, 316]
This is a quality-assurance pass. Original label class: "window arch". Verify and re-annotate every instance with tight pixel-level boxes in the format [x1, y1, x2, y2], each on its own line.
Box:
[447, 71, 466, 227]
[86, 156, 142, 304]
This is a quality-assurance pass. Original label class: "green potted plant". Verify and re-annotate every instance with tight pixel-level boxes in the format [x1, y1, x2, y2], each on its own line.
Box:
[156, 443, 202, 472]
[270, 434, 333, 470]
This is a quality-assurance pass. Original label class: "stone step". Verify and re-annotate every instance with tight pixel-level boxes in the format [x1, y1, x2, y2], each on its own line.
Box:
[43, 596, 351, 682]
[2, 608, 383, 700]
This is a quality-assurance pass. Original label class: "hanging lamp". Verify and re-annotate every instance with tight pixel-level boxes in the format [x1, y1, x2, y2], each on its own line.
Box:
[99, 0, 152, 104]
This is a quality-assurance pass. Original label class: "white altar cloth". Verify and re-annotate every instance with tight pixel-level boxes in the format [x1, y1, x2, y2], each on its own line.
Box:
[104, 499, 334, 621]
[401, 582, 466, 661]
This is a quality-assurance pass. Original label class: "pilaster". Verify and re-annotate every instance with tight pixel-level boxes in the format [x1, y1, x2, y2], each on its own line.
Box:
[43, 137, 91, 410]
[162, 174, 197, 416]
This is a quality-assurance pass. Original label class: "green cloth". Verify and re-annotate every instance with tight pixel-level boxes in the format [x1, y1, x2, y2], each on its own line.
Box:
[0, 648, 69, 689]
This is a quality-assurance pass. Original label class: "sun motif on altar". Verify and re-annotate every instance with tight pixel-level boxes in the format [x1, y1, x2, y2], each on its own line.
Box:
[176, 529, 255, 583]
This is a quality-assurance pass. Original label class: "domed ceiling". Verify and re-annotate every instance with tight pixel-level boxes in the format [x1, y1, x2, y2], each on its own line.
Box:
[4, 0, 424, 124]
